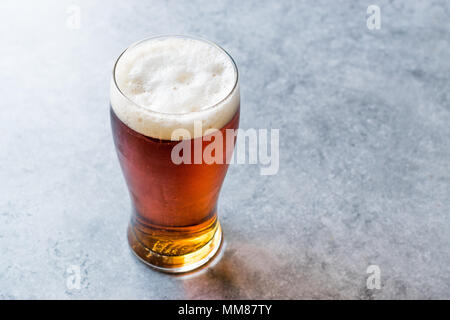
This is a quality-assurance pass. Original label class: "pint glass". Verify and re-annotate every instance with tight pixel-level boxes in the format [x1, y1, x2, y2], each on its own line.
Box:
[110, 36, 240, 273]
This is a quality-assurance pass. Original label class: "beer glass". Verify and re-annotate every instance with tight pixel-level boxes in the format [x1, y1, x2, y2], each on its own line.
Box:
[110, 36, 240, 273]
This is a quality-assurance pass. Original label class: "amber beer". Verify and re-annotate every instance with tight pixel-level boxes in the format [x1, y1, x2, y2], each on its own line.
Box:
[110, 36, 240, 272]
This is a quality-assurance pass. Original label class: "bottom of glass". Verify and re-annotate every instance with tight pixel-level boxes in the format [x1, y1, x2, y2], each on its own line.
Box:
[127, 222, 223, 274]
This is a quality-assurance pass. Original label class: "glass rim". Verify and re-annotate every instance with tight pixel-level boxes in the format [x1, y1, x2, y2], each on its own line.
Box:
[111, 34, 239, 117]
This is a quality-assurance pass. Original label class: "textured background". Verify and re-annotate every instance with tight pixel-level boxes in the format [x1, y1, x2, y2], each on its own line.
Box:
[0, 0, 449, 299]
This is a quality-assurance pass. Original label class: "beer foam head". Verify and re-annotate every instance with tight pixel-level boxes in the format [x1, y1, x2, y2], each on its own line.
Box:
[110, 36, 239, 140]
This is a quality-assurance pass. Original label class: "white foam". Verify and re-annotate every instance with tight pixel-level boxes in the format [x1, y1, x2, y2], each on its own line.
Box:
[110, 36, 239, 140]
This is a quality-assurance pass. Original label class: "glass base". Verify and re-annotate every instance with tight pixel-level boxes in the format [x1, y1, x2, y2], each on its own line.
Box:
[127, 222, 223, 273]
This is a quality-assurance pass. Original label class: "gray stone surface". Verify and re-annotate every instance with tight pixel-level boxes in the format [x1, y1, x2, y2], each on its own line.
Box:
[0, 0, 449, 299]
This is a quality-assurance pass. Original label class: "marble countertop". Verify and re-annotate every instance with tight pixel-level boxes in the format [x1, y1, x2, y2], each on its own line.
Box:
[0, 0, 449, 299]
